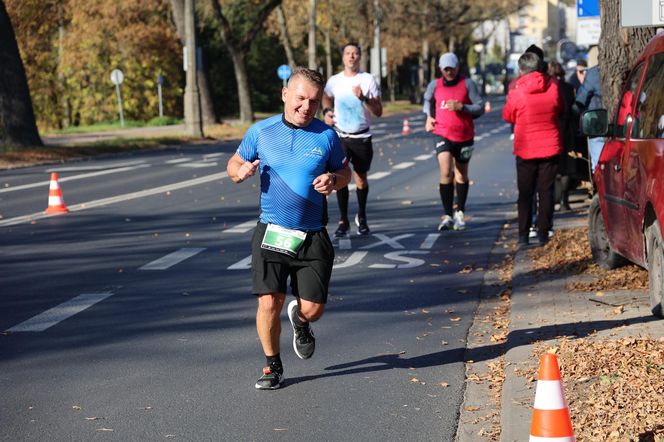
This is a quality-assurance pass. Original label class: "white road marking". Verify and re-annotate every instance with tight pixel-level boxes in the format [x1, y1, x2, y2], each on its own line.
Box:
[414, 154, 434, 161]
[361, 233, 413, 250]
[228, 256, 252, 270]
[203, 153, 224, 159]
[367, 171, 391, 180]
[393, 162, 415, 170]
[333, 251, 368, 269]
[0, 171, 229, 227]
[0, 164, 150, 194]
[419, 233, 440, 249]
[7, 292, 114, 332]
[140, 248, 206, 270]
[46, 160, 146, 172]
[165, 158, 192, 164]
[224, 220, 257, 233]
[178, 162, 218, 168]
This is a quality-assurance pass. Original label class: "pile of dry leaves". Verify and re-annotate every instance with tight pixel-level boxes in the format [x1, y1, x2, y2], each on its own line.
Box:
[525, 226, 663, 441]
[528, 226, 648, 292]
[541, 339, 664, 441]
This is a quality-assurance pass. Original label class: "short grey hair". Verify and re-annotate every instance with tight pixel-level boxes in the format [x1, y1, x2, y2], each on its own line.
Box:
[518, 52, 543, 75]
[287, 67, 325, 89]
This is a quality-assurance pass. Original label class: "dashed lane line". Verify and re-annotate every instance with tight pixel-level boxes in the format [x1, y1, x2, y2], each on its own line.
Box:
[7, 292, 114, 332]
[0, 171, 229, 227]
[139, 248, 206, 270]
[0, 164, 150, 194]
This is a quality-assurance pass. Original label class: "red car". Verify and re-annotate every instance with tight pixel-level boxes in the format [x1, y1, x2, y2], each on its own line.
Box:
[582, 33, 664, 318]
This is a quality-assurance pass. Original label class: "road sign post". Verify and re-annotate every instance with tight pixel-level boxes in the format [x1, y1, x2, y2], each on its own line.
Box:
[110, 69, 125, 128]
[277, 64, 292, 87]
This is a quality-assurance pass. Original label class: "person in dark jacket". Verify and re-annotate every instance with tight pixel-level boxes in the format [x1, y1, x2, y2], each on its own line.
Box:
[548, 61, 578, 211]
[503, 52, 563, 245]
[575, 46, 602, 173]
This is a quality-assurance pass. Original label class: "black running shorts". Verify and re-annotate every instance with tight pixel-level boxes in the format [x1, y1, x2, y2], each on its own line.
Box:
[251, 222, 334, 304]
[434, 135, 474, 163]
[341, 136, 373, 174]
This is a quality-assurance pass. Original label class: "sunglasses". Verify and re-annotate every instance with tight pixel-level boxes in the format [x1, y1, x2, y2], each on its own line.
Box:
[577, 69, 587, 74]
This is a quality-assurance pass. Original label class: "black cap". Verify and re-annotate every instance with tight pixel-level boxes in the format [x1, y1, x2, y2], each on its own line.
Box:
[525, 44, 544, 60]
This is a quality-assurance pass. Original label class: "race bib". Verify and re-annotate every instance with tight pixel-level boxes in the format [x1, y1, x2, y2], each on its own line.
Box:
[261, 224, 307, 257]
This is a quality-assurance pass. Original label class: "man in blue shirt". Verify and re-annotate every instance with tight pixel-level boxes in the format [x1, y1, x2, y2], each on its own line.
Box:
[227, 67, 351, 390]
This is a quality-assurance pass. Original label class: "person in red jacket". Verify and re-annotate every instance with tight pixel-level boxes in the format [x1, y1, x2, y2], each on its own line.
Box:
[423, 52, 484, 231]
[502, 51, 562, 245]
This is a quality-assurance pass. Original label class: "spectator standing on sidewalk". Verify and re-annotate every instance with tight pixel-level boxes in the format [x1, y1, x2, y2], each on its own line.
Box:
[548, 60, 577, 212]
[575, 46, 603, 173]
[227, 67, 351, 390]
[322, 43, 383, 237]
[503, 52, 563, 246]
[568, 59, 587, 92]
[423, 52, 484, 231]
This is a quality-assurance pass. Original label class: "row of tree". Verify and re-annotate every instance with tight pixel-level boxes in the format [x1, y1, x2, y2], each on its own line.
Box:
[0, 0, 653, 147]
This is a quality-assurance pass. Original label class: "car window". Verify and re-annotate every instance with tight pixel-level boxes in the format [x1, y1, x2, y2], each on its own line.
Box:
[615, 63, 643, 138]
[633, 53, 664, 139]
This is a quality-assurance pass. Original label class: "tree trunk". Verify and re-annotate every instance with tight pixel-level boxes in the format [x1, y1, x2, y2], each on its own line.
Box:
[0, 0, 42, 146]
[359, 37, 368, 72]
[599, 0, 655, 120]
[170, 0, 218, 125]
[209, 0, 282, 123]
[324, 27, 332, 78]
[276, 6, 296, 69]
[229, 48, 253, 122]
[308, 0, 317, 69]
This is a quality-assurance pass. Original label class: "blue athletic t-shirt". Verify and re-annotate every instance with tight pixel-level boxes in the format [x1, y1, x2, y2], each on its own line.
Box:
[236, 114, 347, 231]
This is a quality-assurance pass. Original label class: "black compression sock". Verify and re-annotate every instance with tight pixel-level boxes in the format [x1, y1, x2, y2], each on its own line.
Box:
[337, 186, 350, 222]
[266, 354, 282, 367]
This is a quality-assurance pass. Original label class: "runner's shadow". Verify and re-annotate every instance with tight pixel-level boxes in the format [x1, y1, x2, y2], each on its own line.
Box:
[284, 315, 659, 388]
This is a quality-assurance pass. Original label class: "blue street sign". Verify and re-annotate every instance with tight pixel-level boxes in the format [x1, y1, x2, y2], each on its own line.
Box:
[277, 64, 292, 81]
[577, 0, 600, 17]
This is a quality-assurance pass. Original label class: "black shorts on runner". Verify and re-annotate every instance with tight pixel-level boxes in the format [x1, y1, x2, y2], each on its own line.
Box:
[251, 222, 334, 304]
[434, 135, 474, 163]
[341, 136, 373, 174]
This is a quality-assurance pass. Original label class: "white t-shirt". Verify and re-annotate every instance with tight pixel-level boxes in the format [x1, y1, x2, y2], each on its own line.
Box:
[324, 71, 380, 137]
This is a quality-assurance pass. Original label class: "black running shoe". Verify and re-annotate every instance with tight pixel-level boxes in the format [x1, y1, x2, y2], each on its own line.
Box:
[355, 214, 370, 236]
[287, 300, 315, 359]
[254, 362, 283, 390]
[334, 220, 350, 238]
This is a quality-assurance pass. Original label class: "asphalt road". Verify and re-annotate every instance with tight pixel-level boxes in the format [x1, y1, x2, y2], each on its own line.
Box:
[0, 107, 516, 441]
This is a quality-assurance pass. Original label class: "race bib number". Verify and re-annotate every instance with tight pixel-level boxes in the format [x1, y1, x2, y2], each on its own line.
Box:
[261, 224, 307, 257]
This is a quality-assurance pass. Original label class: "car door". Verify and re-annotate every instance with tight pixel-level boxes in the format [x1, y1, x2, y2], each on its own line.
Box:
[598, 63, 644, 252]
[621, 53, 664, 264]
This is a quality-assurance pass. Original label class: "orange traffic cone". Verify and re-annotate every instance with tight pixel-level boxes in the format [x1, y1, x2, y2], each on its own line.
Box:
[402, 118, 411, 135]
[45, 172, 69, 214]
[484, 100, 491, 113]
[529, 353, 575, 441]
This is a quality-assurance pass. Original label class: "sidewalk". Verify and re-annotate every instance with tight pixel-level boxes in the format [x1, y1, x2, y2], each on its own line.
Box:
[456, 196, 664, 441]
[500, 206, 664, 441]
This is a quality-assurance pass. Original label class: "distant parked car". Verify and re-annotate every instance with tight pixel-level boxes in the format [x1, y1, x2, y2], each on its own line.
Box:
[581, 32, 664, 318]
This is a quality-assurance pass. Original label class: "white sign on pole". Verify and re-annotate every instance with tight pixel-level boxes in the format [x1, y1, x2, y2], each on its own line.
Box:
[621, 0, 664, 27]
[110, 69, 125, 127]
[110, 69, 124, 85]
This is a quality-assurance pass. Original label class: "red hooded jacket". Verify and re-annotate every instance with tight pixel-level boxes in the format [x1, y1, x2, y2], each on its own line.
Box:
[502, 71, 562, 159]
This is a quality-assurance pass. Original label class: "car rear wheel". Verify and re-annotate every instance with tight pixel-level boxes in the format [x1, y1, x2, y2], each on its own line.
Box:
[645, 221, 664, 318]
[588, 194, 627, 269]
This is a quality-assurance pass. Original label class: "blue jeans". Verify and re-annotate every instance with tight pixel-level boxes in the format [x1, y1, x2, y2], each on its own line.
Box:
[588, 137, 604, 172]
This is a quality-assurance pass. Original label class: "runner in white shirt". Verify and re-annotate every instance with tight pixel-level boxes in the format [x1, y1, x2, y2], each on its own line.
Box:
[322, 43, 382, 237]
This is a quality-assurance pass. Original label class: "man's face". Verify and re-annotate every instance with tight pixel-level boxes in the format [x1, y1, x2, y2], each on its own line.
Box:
[342, 45, 361, 71]
[282, 76, 322, 127]
[441, 66, 458, 82]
